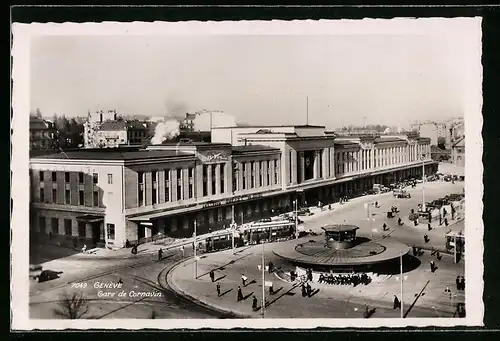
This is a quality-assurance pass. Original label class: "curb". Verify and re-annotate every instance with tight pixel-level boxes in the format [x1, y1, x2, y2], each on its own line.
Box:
[162, 258, 253, 319]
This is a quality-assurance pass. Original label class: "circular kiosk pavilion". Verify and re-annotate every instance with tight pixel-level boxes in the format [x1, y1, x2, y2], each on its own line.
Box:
[273, 224, 411, 277]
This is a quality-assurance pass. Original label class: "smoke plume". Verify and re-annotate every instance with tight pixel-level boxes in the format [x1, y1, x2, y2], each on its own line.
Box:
[151, 120, 181, 144]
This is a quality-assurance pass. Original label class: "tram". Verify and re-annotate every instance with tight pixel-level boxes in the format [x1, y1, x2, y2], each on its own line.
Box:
[445, 230, 465, 263]
[242, 220, 296, 245]
[204, 229, 243, 253]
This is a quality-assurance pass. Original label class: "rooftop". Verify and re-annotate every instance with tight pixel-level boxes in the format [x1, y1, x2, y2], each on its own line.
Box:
[31, 149, 193, 161]
[99, 120, 127, 131]
[232, 145, 281, 155]
[213, 124, 326, 129]
[322, 224, 360, 233]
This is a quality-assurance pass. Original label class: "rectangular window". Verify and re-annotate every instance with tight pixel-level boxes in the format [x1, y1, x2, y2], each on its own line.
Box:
[52, 188, 57, 204]
[188, 167, 194, 199]
[106, 223, 115, 240]
[51, 172, 57, 182]
[39, 217, 46, 233]
[39, 171, 44, 182]
[64, 219, 72, 236]
[177, 168, 183, 200]
[93, 191, 99, 207]
[138, 172, 144, 206]
[65, 189, 71, 204]
[211, 166, 216, 195]
[107, 173, 113, 184]
[79, 190, 84, 205]
[220, 165, 225, 194]
[232, 163, 238, 193]
[267, 161, 271, 186]
[92, 173, 98, 184]
[289, 151, 293, 184]
[51, 218, 59, 234]
[78, 172, 84, 184]
[243, 163, 247, 190]
[152, 171, 157, 205]
[78, 221, 86, 237]
[202, 165, 208, 196]
[274, 160, 279, 185]
[319, 152, 323, 178]
[164, 170, 170, 202]
[250, 161, 255, 188]
[40, 188, 45, 202]
[65, 172, 70, 183]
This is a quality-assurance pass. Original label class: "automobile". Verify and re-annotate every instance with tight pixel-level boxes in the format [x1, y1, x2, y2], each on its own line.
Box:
[394, 188, 411, 198]
[258, 218, 272, 223]
[397, 192, 411, 199]
[297, 208, 313, 216]
[365, 189, 376, 195]
[459, 175, 465, 181]
[444, 175, 452, 182]
[29, 264, 43, 280]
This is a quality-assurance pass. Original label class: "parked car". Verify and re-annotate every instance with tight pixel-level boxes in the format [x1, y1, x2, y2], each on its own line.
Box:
[297, 208, 313, 216]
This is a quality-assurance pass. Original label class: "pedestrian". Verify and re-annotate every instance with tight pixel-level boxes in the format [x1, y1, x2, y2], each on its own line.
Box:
[157, 248, 163, 261]
[393, 295, 401, 310]
[237, 286, 243, 301]
[444, 218, 449, 226]
[210, 270, 215, 282]
[436, 251, 441, 260]
[216, 282, 221, 297]
[269, 283, 274, 295]
[383, 223, 387, 231]
[181, 245, 185, 257]
[81, 244, 87, 254]
[241, 274, 247, 286]
[306, 283, 312, 297]
[428, 223, 432, 231]
[424, 234, 429, 243]
[268, 261, 274, 273]
[375, 201, 379, 208]
[455, 276, 460, 290]
[307, 268, 313, 282]
[398, 217, 403, 226]
[430, 260, 436, 273]
[252, 296, 258, 311]
[328, 204, 332, 210]
[460, 277, 465, 291]
[301, 283, 307, 297]
[49, 231, 53, 241]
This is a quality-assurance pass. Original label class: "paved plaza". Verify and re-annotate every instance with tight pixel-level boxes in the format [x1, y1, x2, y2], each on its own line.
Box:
[166, 180, 466, 319]
[29, 180, 465, 319]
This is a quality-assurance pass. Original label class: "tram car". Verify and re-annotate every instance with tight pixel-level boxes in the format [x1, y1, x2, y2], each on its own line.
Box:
[205, 230, 244, 253]
[242, 220, 296, 245]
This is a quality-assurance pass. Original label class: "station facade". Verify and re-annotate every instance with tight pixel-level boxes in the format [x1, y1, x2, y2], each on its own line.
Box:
[30, 125, 437, 249]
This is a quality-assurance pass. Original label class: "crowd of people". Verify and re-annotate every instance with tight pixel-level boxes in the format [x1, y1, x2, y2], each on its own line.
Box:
[318, 273, 372, 286]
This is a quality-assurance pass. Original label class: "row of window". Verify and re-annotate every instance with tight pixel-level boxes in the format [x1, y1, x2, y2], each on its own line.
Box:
[237, 160, 279, 191]
[38, 187, 100, 206]
[202, 164, 225, 197]
[138, 168, 195, 207]
[38, 171, 112, 185]
[38, 216, 115, 240]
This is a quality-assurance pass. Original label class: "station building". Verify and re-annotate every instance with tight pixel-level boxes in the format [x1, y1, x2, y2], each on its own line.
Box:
[29, 125, 437, 249]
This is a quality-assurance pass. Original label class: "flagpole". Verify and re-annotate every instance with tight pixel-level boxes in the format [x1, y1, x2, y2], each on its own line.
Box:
[232, 205, 235, 254]
[194, 220, 197, 279]
[261, 241, 265, 318]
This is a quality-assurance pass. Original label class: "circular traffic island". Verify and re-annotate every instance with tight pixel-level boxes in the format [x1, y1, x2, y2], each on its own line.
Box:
[273, 224, 412, 276]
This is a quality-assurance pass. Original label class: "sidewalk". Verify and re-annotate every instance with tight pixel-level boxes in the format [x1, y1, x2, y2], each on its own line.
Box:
[165, 244, 464, 319]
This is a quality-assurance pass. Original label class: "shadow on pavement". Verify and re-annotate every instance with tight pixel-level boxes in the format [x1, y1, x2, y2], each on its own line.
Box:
[214, 275, 227, 282]
[308, 288, 320, 298]
[244, 279, 257, 287]
[199, 253, 253, 278]
[265, 282, 302, 308]
[243, 292, 254, 301]
[219, 288, 233, 297]
[271, 287, 283, 295]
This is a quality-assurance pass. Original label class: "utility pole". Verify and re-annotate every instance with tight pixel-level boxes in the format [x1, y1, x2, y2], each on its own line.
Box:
[421, 154, 426, 211]
[400, 251, 404, 318]
[193, 220, 197, 279]
[294, 199, 298, 239]
[231, 205, 235, 254]
[261, 241, 265, 318]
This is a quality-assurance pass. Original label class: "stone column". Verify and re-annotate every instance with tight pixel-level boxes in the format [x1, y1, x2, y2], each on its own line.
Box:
[215, 164, 221, 194]
[371, 149, 375, 170]
[322, 148, 328, 178]
[207, 165, 213, 195]
[270, 160, 275, 186]
[313, 150, 319, 179]
[291, 151, 298, 184]
[299, 152, 305, 183]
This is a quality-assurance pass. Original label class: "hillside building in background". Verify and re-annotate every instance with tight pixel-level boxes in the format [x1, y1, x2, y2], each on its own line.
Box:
[30, 124, 436, 250]
[84, 109, 152, 148]
[451, 136, 465, 167]
[29, 116, 57, 150]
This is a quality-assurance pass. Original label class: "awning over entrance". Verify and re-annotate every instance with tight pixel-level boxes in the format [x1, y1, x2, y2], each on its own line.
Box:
[76, 214, 104, 223]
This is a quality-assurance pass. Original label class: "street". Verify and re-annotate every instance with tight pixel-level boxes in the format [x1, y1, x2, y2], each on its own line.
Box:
[29, 180, 464, 319]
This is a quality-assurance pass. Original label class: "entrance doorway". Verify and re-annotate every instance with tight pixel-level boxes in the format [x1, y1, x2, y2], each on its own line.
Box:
[91, 222, 101, 246]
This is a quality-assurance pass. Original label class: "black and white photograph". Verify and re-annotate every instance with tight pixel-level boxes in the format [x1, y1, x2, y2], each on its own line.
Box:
[11, 18, 483, 329]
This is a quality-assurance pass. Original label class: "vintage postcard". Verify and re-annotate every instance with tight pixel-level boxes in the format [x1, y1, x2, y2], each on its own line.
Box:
[11, 18, 483, 330]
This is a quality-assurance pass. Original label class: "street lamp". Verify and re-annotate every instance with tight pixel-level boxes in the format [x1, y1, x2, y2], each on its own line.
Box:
[421, 153, 426, 211]
[231, 205, 236, 254]
[261, 241, 265, 318]
[294, 199, 298, 239]
[193, 220, 198, 279]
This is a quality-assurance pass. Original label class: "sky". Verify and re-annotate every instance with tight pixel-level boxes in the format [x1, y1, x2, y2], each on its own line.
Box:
[29, 20, 480, 129]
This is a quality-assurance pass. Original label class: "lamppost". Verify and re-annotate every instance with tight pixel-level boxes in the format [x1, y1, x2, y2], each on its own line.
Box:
[421, 153, 426, 211]
[193, 220, 198, 279]
[261, 241, 266, 318]
[294, 199, 298, 239]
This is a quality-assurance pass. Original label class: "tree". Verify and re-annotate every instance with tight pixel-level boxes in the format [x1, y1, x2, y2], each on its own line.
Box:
[54, 291, 89, 319]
